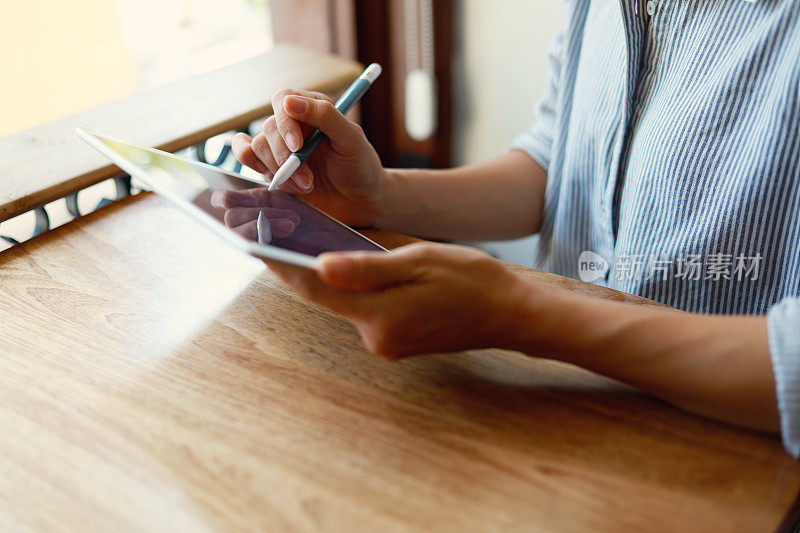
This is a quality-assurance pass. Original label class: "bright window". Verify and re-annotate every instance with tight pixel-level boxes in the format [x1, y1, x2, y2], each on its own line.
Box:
[0, 0, 272, 137]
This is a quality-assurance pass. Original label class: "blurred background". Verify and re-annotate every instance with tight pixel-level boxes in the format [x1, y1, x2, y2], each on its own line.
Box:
[0, 0, 566, 264]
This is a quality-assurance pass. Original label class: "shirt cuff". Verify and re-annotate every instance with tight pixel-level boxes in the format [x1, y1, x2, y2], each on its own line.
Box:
[508, 128, 552, 174]
[767, 297, 800, 458]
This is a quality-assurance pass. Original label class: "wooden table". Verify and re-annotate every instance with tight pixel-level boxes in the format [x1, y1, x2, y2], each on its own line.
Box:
[0, 192, 798, 532]
[1, 44, 799, 533]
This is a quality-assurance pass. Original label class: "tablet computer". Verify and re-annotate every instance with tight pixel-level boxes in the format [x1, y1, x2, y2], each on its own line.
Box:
[76, 128, 387, 269]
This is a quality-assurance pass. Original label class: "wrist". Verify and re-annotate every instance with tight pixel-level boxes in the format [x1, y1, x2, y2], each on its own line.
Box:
[506, 278, 655, 368]
[500, 276, 580, 358]
[369, 167, 402, 229]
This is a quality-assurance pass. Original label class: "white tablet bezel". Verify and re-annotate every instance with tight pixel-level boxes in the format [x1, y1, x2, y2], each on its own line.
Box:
[76, 127, 387, 269]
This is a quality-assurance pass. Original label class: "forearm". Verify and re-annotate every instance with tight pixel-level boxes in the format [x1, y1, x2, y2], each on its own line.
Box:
[513, 285, 780, 432]
[374, 150, 547, 241]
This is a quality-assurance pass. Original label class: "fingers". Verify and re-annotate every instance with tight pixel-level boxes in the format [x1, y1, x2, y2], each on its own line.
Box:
[271, 89, 333, 152]
[267, 261, 366, 317]
[263, 122, 292, 171]
[255, 119, 314, 194]
[263, 120, 314, 193]
[272, 256, 417, 359]
[281, 94, 364, 155]
[231, 133, 268, 174]
[250, 131, 280, 174]
[315, 243, 493, 293]
[315, 244, 431, 292]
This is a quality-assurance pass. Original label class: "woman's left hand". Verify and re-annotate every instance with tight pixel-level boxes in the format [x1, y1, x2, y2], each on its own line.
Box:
[268, 242, 536, 358]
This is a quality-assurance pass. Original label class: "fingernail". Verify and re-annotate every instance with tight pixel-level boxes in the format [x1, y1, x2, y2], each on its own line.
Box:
[294, 171, 313, 191]
[271, 219, 296, 235]
[285, 132, 300, 152]
[284, 95, 308, 114]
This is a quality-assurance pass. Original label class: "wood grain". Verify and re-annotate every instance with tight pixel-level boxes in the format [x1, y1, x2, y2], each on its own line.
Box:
[0, 192, 798, 532]
[0, 45, 362, 222]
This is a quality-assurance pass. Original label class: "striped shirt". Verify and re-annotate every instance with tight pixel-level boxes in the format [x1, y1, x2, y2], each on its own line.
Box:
[510, 0, 800, 456]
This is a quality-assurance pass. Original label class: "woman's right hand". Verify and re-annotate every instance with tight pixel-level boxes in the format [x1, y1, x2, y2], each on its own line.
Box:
[232, 89, 389, 228]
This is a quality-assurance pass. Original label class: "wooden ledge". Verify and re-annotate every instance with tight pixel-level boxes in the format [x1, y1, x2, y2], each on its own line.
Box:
[0, 45, 362, 222]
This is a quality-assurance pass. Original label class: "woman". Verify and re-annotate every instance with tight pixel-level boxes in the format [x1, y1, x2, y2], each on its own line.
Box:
[223, 2, 800, 455]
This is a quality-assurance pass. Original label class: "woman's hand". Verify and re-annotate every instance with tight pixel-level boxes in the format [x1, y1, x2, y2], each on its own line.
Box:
[232, 89, 389, 228]
[268, 240, 784, 435]
[268, 242, 536, 358]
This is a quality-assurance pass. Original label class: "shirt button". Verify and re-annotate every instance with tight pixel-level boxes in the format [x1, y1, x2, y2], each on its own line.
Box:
[646, 1, 656, 16]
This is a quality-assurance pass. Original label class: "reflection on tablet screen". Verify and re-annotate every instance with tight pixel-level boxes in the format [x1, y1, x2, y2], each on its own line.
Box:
[99, 137, 383, 256]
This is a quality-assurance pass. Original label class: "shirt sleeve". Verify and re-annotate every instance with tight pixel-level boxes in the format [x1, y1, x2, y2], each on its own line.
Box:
[767, 297, 800, 458]
[508, 30, 566, 173]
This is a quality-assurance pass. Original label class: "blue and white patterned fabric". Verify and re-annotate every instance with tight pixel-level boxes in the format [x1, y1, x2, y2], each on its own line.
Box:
[510, 1, 800, 455]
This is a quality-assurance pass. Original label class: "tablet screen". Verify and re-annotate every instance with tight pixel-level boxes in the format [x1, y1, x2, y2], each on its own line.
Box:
[95, 135, 384, 256]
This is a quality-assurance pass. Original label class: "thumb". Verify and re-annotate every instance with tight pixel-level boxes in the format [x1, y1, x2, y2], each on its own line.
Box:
[283, 95, 363, 154]
[315, 250, 422, 292]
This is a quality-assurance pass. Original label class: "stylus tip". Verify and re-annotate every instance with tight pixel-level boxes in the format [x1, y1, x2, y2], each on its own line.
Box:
[269, 155, 302, 192]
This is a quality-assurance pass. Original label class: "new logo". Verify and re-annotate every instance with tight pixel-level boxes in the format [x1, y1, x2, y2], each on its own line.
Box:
[578, 251, 609, 283]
